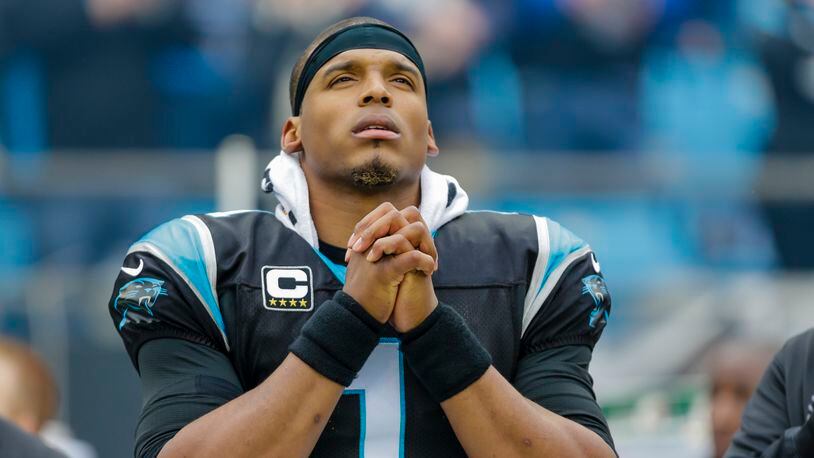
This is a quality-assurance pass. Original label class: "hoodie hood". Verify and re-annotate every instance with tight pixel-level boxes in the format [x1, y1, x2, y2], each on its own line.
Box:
[260, 151, 469, 248]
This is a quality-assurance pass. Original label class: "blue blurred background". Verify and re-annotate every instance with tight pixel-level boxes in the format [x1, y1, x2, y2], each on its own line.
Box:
[2, 0, 814, 456]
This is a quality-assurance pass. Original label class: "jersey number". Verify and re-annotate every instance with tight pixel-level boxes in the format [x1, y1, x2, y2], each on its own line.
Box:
[344, 338, 405, 457]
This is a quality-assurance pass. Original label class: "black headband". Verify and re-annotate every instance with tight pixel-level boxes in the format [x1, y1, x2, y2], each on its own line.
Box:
[292, 23, 427, 116]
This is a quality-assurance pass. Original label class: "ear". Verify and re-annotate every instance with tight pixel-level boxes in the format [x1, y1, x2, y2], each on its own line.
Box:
[281, 117, 303, 154]
[426, 121, 439, 157]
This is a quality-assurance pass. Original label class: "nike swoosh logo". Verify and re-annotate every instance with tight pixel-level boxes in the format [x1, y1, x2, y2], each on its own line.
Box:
[121, 258, 144, 277]
[590, 253, 601, 273]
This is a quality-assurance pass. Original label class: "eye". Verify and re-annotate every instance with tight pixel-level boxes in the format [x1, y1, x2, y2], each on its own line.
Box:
[392, 77, 414, 87]
[330, 75, 354, 87]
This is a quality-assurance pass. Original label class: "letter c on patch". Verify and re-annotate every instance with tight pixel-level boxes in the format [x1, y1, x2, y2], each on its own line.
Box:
[266, 268, 309, 299]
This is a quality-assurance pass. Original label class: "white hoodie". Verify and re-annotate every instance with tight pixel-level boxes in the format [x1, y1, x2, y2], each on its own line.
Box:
[260, 151, 470, 248]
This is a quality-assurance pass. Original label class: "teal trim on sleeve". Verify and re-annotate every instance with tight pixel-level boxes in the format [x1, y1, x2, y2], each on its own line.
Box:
[536, 219, 588, 298]
[135, 218, 226, 337]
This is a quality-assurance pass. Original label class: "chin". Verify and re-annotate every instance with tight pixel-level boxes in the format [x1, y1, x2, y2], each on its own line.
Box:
[344, 153, 401, 188]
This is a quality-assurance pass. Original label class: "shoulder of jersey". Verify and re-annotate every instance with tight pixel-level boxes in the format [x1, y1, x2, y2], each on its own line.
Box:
[441, 210, 590, 261]
[444, 211, 598, 337]
[435, 211, 594, 287]
[124, 210, 282, 350]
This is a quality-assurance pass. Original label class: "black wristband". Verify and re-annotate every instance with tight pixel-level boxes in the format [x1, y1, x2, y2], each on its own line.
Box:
[796, 415, 814, 454]
[401, 303, 492, 403]
[289, 291, 385, 386]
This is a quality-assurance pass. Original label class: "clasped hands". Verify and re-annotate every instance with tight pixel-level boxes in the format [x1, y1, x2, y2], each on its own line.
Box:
[342, 202, 439, 333]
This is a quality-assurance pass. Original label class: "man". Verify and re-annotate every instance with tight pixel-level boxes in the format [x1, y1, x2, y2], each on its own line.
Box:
[109, 17, 615, 457]
[0, 337, 58, 435]
[0, 338, 65, 458]
[704, 340, 775, 458]
[725, 329, 814, 457]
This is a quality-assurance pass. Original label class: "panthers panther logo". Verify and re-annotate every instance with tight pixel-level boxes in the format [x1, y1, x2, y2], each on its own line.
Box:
[114, 277, 167, 329]
[582, 274, 609, 329]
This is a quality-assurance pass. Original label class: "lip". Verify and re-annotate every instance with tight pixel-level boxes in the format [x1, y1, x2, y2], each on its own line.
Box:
[351, 114, 401, 140]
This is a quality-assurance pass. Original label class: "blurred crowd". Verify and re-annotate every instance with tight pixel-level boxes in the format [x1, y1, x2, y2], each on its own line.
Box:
[4, 0, 814, 271]
[0, 0, 810, 154]
[0, 0, 813, 321]
[3, 2, 814, 456]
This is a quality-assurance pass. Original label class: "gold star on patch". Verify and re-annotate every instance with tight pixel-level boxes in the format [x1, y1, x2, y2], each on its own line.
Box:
[279, 299, 288, 307]
[269, 298, 278, 307]
[299, 298, 308, 307]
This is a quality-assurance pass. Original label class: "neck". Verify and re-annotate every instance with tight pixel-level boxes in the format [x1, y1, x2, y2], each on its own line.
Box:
[306, 173, 421, 249]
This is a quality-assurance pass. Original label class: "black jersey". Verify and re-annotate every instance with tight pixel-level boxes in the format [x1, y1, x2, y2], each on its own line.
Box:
[109, 209, 613, 457]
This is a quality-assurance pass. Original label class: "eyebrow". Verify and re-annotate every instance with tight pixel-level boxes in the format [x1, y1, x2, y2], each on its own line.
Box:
[321, 60, 359, 78]
[391, 61, 421, 81]
[320, 57, 422, 82]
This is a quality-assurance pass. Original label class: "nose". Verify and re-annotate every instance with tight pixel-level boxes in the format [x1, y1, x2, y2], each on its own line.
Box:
[358, 75, 392, 107]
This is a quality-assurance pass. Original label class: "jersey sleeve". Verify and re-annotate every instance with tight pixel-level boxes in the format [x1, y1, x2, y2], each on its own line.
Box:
[513, 345, 616, 453]
[135, 338, 243, 457]
[520, 217, 610, 353]
[514, 217, 615, 452]
[108, 216, 229, 370]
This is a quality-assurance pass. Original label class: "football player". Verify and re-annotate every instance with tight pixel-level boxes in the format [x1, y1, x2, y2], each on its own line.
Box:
[109, 17, 616, 457]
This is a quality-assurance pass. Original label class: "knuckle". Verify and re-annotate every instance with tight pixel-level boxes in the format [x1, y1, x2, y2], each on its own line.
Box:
[375, 237, 393, 251]
[363, 224, 379, 239]
[408, 222, 427, 237]
[403, 206, 422, 221]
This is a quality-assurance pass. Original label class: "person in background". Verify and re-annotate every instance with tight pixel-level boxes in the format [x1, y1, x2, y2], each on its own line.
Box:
[507, 0, 660, 151]
[754, 1, 814, 270]
[0, 337, 95, 458]
[704, 340, 776, 458]
[725, 329, 814, 457]
[0, 337, 58, 435]
[0, 337, 64, 457]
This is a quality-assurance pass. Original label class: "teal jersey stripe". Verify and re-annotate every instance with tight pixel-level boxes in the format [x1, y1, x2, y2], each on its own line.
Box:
[535, 218, 588, 300]
[134, 218, 226, 337]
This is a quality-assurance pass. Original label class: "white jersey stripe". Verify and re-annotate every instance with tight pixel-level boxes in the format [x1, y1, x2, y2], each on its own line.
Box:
[521, 245, 592, 338]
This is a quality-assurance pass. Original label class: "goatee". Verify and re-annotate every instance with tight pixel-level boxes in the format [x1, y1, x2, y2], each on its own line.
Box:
[350, 157, 398, 188]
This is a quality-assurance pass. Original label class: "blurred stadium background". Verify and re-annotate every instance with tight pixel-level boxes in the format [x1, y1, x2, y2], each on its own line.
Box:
[2, 0, 814, 456]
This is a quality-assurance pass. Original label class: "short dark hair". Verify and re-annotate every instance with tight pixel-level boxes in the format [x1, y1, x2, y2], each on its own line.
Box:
[289, 16, 395, 114]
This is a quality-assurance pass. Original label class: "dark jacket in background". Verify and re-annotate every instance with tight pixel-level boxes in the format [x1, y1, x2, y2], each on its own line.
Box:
[725, 329, 814, 457]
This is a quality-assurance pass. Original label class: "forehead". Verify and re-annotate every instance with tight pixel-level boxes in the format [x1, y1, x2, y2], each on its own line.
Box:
[317, 48, 420, 75]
